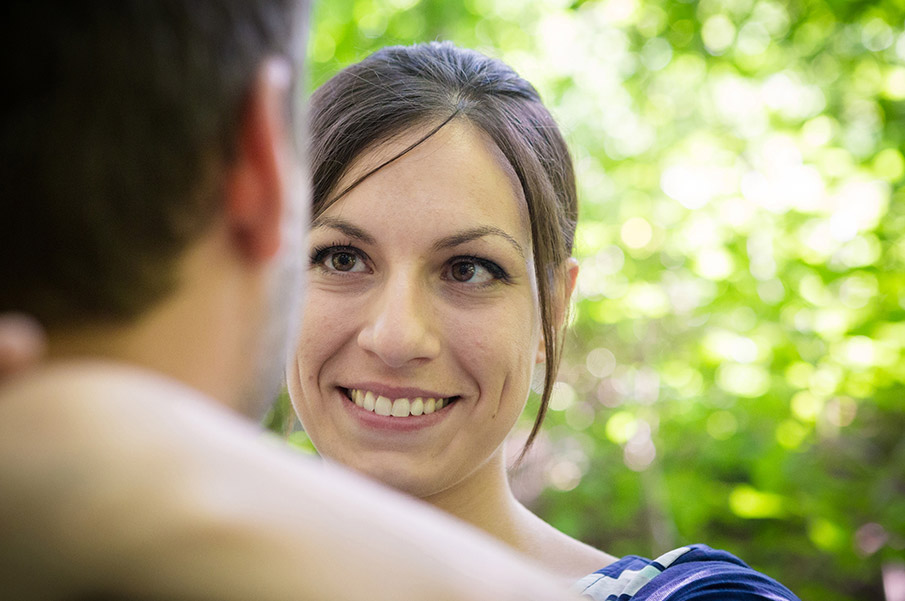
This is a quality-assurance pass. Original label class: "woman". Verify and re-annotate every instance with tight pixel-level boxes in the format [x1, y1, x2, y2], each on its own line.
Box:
[287, 41, 798, 600]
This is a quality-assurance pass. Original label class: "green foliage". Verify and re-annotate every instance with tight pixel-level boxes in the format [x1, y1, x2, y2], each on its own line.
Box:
[285, 1, 905, 598]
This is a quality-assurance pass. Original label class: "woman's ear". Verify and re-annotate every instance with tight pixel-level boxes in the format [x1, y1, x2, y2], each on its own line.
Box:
[536, 257, 580, 364]
[559, 257, 580, 324]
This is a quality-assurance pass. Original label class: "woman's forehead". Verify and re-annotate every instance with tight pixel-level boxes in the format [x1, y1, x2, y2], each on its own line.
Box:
[330, 119, 531, 235]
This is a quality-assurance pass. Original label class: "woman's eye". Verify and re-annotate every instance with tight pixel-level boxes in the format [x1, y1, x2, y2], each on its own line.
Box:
[451, 261, 476, 282]
[330, 251, 359, 272]
[311, 246, 369, 274]
[447, 258, 503, 284]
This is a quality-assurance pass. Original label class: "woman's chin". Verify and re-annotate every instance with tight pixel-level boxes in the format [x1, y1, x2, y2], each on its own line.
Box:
[345, 457, 444, 499]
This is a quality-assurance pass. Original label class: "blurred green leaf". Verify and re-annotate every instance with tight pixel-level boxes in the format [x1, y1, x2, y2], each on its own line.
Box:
[268, 2, 905, 598]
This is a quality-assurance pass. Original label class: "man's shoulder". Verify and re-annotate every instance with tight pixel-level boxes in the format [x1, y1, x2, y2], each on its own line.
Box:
[0, 363, 211, 596]
[0, 361, 238, 519]
[0, 360, 298, 599]
[0, 359, 216, 419]
[0, 361, 222, 474]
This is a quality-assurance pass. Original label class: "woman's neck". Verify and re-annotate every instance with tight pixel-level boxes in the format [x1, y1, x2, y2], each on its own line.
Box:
[420, 447, 618, 582]
[422, 450, 522, 544]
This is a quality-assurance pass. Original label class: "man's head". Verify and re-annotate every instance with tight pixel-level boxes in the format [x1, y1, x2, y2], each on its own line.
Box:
[1, 1, 311, 414]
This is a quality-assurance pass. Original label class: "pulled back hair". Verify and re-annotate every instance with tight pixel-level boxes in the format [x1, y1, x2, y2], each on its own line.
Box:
[0, 0, 309, 328]
[308, 41, 578, 461]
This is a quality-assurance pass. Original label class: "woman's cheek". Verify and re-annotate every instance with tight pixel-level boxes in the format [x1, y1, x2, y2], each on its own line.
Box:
[301, 290, 357, 346]
[451, 302, 537, 373]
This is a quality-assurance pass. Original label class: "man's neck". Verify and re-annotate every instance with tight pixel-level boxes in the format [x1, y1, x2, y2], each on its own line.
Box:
[44, 231, 257, 414]
[46, 315, 234, 411]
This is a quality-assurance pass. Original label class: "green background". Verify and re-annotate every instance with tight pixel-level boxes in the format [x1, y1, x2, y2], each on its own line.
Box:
[269, 1, 905, 599]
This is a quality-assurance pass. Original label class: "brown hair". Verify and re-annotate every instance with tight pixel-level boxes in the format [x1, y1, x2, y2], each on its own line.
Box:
[0, 0, 309, 328]
[308, 41, 578, 461]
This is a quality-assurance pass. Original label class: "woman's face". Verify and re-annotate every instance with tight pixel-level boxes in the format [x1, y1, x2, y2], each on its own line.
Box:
[288, 120, 543, 498]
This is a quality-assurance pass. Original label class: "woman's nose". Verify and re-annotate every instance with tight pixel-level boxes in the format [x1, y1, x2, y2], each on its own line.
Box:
[356, 274, 441, 368]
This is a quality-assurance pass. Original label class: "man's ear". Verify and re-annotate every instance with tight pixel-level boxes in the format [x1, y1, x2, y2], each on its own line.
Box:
[536, 257, 580, 364]
[224, 58, 293, 261]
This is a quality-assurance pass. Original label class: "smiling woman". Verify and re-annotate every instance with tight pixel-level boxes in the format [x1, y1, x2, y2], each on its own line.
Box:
[286, 41, 801, 600]
[294, 119, 545, 501]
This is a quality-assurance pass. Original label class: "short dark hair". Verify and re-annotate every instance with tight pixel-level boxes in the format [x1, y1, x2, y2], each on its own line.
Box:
[0, 0, 309, 328]
[308, 41, 578, 461]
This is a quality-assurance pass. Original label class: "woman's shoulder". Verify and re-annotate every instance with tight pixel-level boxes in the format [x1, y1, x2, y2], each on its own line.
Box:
[574, 544, 801, 601]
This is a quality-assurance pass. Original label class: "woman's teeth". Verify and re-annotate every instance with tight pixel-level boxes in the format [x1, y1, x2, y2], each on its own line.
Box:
[347, 389, 449, 417]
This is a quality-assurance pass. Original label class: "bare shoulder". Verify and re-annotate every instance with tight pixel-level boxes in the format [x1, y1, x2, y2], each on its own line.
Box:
[0, 362, 347, 599]
[0, 361, 169, 478]
[0, 360, 236, 487]
[542, 526, 619, 582]
[513, 502, 619, 583]
[0, 359, 293, 530]
[0, 361, 278, 598]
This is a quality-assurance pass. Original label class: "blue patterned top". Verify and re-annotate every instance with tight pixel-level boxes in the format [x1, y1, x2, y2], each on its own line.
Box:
[575, 544, 800, 601]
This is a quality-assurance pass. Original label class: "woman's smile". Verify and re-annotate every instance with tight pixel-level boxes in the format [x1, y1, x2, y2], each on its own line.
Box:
[335, 385, 460, 434]
[343, 386, 458, 417]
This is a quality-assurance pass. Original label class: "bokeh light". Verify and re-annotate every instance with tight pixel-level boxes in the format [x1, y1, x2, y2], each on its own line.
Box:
[281, 3, 905, 599]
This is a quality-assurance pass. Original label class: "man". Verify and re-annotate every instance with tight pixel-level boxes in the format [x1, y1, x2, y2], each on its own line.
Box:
[0, 3, 576, 599]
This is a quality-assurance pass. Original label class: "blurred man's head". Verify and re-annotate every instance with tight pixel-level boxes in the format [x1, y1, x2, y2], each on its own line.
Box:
[0, 1, 311, 415]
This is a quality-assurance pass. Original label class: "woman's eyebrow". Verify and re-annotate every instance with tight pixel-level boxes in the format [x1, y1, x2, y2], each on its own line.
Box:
[310, 216, 376, 245]
[431, 226, 526, 260]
